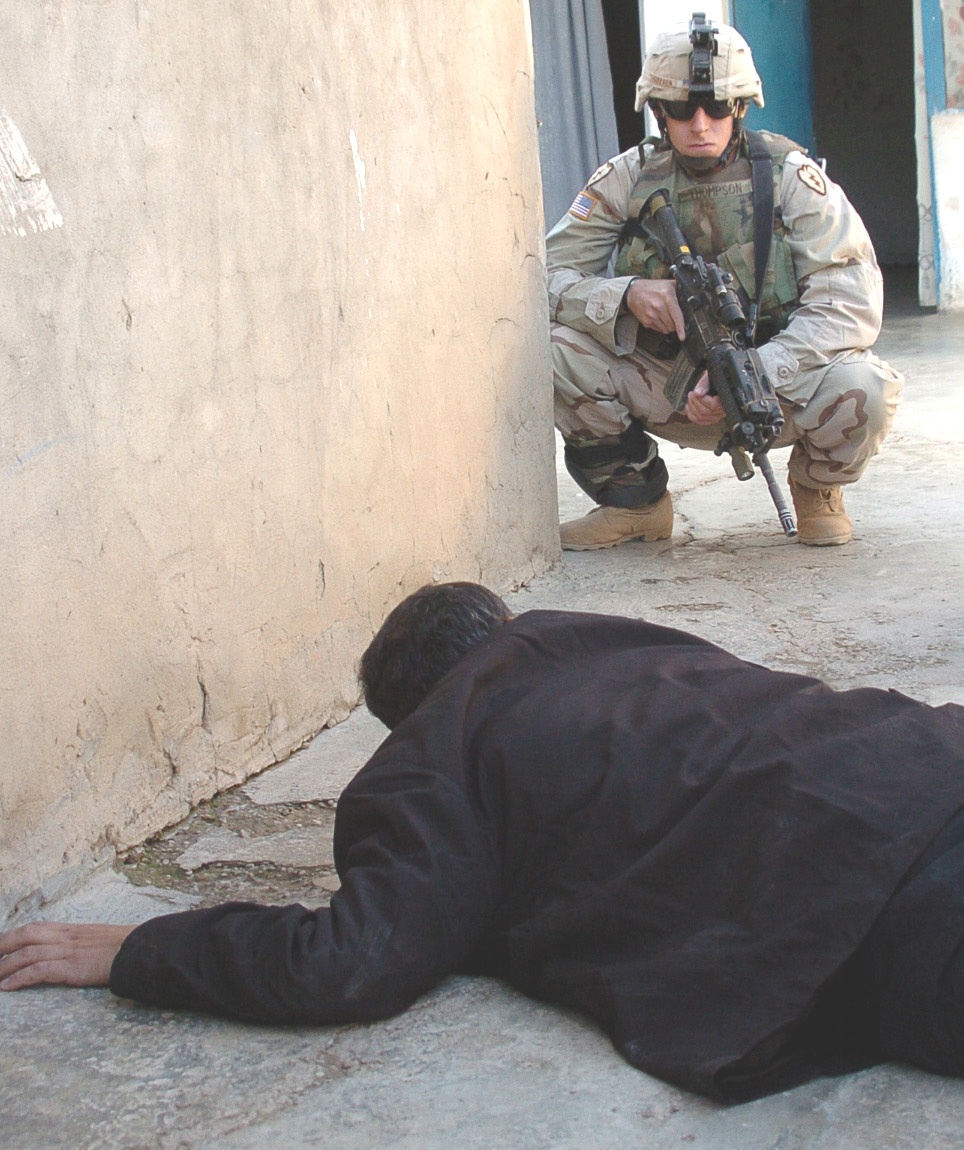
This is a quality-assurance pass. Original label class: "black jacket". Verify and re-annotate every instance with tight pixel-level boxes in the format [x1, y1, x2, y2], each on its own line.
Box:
[111, 610, 964, 1099]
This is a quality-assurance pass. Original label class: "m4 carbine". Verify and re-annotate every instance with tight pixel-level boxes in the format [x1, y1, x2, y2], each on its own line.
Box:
[639, 187, 796, 537]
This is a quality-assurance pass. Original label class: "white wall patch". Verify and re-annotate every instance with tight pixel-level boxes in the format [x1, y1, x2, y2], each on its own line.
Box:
[349, 128, 367, 232]
[0, 107, 63, 238]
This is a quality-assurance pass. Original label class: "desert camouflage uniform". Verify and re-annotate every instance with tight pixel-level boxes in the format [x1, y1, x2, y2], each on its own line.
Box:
[548, 132, 904, 508]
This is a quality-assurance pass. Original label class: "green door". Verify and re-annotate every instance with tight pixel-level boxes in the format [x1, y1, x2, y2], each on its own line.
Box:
[731, 0, 816, 154]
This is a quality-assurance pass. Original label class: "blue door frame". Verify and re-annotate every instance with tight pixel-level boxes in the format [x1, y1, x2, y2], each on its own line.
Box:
[920, 0, 946, 293]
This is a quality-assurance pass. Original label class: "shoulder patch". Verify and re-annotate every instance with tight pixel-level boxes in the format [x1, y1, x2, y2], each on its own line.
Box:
[586, 161, 614, 187]
[797, 163, 827, 196]
[568, 190, 599, 221]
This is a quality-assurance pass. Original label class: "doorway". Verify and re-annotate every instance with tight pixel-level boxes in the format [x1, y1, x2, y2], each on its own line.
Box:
[809, 0, 918, 273]
[601, 0, 644, 150]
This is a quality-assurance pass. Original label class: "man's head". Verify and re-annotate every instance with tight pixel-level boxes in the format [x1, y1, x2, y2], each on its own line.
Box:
[360, 582, 513, 729]
[635, 14, 763, 172]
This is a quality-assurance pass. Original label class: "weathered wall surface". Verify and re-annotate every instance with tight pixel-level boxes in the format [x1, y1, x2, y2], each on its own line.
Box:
[931, 112, 964, 310]
[0, 1, 557, 919]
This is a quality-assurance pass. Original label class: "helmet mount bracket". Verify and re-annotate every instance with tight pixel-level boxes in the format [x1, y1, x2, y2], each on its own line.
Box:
[688, 12, 719, 97]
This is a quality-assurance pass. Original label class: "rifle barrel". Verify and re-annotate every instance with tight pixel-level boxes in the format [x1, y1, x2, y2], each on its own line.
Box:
[755, 453, 797, 538]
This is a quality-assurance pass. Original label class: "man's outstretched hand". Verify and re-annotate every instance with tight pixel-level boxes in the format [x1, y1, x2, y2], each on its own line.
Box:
[0, 922, 136, 990]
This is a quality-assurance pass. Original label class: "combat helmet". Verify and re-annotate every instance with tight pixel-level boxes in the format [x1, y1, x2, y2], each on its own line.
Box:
[635, 13, 764, 113]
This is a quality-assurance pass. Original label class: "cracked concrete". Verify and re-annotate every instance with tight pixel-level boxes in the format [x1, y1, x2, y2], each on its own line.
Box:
[3, 271, 964, 1147]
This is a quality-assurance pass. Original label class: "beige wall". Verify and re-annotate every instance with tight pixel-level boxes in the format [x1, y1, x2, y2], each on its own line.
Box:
[0, 1, 557, 919]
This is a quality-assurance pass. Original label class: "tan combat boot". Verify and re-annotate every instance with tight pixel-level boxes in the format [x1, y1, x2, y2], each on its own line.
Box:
[789, 478, 853, 546]
[560, 492, 673, 551]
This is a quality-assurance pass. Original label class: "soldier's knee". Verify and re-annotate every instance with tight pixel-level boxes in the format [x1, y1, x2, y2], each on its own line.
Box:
[550, 326, 618, 407]
[819, 360, 903, 438]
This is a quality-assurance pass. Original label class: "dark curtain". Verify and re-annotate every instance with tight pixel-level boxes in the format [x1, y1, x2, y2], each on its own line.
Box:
[530, 0, 621, 230]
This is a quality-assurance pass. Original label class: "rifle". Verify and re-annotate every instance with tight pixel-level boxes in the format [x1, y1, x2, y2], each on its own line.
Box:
[638, 187, 797, 538]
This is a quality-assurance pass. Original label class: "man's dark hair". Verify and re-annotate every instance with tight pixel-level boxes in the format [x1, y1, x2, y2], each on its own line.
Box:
[360, 582, 513, 729]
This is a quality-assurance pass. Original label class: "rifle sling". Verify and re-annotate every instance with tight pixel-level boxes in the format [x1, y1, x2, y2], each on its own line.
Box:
[743, 129, 774, 345]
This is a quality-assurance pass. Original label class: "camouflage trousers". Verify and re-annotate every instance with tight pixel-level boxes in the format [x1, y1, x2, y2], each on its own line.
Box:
[551, 323, 904, 508]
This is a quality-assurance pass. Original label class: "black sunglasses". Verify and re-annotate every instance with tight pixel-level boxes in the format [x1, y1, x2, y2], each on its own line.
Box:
[658, 96, 739, 122]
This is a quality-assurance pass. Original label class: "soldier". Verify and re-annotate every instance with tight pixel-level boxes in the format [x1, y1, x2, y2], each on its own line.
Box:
[549, 14, 903, 549]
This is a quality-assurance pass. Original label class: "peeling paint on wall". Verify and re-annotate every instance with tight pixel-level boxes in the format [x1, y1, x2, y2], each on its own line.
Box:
[349, 128, 367, 232]
[0, 107, 63, 237]
[944, 2, 964, 108]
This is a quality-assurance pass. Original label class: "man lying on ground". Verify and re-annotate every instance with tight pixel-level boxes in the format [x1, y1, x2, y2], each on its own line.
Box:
[3, 582, 964, 1102]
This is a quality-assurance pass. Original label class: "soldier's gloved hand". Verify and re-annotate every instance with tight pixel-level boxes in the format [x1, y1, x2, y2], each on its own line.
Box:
[625, 279, 686, 339]
[685, 374, 724, 425]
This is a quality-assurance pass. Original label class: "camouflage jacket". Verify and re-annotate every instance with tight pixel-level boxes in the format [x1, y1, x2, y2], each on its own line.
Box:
[546, 131, 884, 404]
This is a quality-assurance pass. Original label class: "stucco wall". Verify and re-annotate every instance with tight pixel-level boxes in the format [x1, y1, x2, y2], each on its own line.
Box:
[0, 2, 557, 919]
[931, 111, 964, 309]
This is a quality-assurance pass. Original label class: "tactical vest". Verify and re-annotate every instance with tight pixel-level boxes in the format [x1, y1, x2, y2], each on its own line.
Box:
[613, 132, 802, 341]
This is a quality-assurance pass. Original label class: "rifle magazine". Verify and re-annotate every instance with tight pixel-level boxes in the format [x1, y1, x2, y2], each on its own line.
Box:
[663, 350, 702, 412]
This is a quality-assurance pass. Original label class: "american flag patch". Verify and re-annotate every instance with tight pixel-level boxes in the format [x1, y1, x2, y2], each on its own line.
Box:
[568, 190, 599, 221]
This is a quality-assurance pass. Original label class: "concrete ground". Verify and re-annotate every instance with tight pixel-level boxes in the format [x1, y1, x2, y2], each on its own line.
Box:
[4, 270, 964, 1149]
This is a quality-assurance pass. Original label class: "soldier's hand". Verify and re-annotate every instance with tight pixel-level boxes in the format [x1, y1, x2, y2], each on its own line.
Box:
[625, 279, 686, 339]
[0, 921, 136, 990]
[685, 374, 724, 425]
